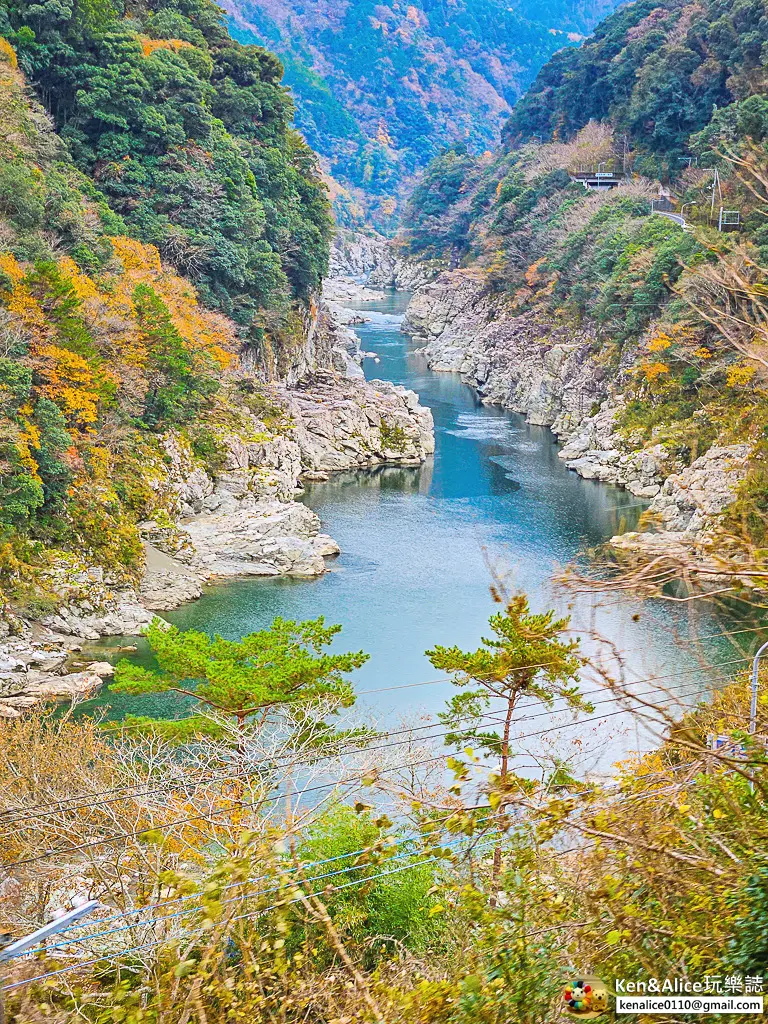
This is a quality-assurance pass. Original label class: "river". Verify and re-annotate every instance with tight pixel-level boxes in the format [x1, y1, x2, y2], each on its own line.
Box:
[94, 293, 742, 769]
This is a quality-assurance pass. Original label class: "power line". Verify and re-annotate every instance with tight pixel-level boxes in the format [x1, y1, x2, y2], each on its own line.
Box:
[0, 674, 711, 837]
[20, 757, 706, 961]
[12, 754, 709, 961]
[2, 759, 711, 994]
[16, 822, 501, 962]
[2, 755, 724, 992]
[1, 680, 713, 870]
[1, 651, 747, 825]
[15, 803, 505, 956]
[2, 836, 501, 994]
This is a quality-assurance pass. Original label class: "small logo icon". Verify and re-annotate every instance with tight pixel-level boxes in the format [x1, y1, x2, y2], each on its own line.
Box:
[563, 976, 608, 1016]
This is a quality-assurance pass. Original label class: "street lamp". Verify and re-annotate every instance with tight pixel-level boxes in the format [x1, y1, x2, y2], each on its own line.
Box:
[0, 900, 102, 1023]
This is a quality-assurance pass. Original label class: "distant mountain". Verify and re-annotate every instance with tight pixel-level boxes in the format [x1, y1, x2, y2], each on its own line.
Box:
[503, 0, 761, 170]
[222, 0, 622, 230]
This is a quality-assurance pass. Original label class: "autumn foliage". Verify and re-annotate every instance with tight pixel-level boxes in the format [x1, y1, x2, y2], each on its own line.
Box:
[0, 235, 238, 578]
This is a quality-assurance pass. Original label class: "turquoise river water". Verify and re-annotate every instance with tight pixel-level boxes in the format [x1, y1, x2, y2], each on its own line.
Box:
[90, 293, 749, 767]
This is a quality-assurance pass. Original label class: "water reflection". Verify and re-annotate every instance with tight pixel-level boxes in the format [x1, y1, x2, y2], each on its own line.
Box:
[88, 294, 745, 768]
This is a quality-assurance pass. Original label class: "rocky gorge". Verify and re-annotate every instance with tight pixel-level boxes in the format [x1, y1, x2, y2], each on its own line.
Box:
[401, 266, 752, 566]
[1, 304, 435, 716]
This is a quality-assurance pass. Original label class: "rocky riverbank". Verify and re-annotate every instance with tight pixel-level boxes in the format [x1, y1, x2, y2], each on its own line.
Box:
[330, 229, 443, 291]
[402, 266, 751, 559]
[2, 302, 435, 715]
[0, 632, 115, 718]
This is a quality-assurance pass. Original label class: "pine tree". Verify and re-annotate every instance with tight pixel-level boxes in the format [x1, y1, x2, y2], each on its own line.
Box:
[427, 594, 588, 879]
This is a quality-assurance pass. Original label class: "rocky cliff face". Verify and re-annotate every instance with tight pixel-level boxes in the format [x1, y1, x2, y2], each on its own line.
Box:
[404, 269, 609, 428]
[330, 231, 443, 291]
[402, 266, 750, 552]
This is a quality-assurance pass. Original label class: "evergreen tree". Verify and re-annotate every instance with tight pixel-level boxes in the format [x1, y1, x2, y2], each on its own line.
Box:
[112, 616, 369, 748]
[427, 594, 588, 878]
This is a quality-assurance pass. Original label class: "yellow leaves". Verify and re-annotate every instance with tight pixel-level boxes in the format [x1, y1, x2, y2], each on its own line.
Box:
[109, 235, 237, 368]
[0, 36, 18, 69]
[646, 324, 704, 356]
[640, 361, 670, 384]
[727, 364, 756, 388]
[488, 789, 503, 812]
[0, 251, 24, 286]
[137, 35, 193, 58]
[36, 344, 98, 427]
[16, 418, 42, 478]
[86, 445, 113, 480]
[647, 332, 672, 353]
[111, 235, 163, 275]
[57, 256, 98, 302]
[376, 120, 394, 147]
[0, 254, 48, 338]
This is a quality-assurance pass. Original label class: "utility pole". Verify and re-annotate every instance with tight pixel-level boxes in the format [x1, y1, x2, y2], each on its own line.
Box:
[0, 900, 101, 1023]
[710, 167, 721, 222]
[750, 640, 768, 735]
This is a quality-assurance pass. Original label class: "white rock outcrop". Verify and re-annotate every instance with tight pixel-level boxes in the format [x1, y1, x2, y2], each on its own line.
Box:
[610, 445, 751, 559]
[135, 371, 434, 612]
[282, 371, 435, 472]
[401, 266, 751, 553]
[405, 270, 608, 428]
[0, 637, 114, 717]
[330, 230, 442, 291]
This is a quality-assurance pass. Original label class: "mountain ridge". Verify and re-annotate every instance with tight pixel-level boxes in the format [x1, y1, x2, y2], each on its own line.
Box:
[224, 0, 623, 230]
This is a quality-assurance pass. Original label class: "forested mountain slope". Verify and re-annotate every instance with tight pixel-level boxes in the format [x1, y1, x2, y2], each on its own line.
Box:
[397, 0, 768, 576]
[0, 0, 331, 341]
[223, 0, 622, 230]
[0, 0, 338, 615]
[504, 0, 765, 172]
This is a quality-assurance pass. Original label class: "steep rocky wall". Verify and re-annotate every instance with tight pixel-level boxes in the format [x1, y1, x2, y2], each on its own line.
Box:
[404, 269, 610, 430]
[402, 266, 750, 547]
[330, 230, 443, 290]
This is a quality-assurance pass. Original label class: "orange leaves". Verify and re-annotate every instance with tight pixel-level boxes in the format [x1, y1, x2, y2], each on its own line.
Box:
[1, 235, 236, 445]
[109, 235, 236, 369]
[641, 324, 713, 390]
[522, 257, 559, 300]
[646, 323, 702, 354]
[137, 35, 192, 58]
[525, 258, 546, 288]
[35, 344, 99, 428]
[640, 361, 671, 385]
